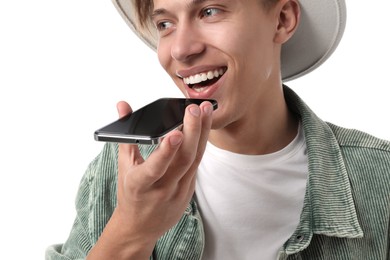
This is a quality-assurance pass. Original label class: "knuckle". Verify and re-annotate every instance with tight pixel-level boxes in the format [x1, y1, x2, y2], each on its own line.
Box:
[176, 150, 196, 168]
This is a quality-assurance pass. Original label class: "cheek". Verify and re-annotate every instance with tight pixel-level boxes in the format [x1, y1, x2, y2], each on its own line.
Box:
[157, 44, 188, 95]
[157, 44, 171, 73]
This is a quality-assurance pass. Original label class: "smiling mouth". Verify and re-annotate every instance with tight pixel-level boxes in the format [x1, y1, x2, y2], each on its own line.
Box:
[182, 67, 227, 92]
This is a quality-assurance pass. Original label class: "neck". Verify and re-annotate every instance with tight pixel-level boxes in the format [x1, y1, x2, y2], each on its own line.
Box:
[208, 85, 298, 155]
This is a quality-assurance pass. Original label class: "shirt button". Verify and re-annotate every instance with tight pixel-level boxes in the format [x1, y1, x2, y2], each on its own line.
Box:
[295, 234, 305, 243]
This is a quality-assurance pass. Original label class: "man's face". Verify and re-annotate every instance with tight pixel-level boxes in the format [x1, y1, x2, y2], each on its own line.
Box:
[152, 0, 280, 129]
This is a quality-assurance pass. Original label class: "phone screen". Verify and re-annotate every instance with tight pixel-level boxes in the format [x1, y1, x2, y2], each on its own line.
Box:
[94, 98, 217, 144]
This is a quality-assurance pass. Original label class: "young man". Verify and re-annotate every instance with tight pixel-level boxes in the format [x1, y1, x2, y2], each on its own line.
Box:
[46, 0, 390, 259]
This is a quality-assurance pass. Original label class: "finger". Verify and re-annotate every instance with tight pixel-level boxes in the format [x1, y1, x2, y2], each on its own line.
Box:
[116, 101, 143, 194]
[150, 104, 203, 188]
[173, 104, 203, 174]
[139, 130, 184, 185]
[179, 101, 213, 185]
[194, 101, 214, 164]
[129, 104, 200, 188]
[115, 101, 142, 165]
[116, 101, 143, 165]
[117, 101, 132, 118]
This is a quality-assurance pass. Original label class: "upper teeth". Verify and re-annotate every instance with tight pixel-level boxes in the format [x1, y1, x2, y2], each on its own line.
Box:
[183, 68, 225, 85]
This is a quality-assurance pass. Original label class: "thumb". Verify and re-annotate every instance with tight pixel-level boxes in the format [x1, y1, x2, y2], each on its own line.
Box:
[116, 100, 144, 199]
[117, 101, 132, 118]
[116, 100, 143, 165]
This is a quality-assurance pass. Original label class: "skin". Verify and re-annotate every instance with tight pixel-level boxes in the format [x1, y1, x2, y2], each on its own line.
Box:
[87, 0, 300, 259]
[155, 0, 300, 154]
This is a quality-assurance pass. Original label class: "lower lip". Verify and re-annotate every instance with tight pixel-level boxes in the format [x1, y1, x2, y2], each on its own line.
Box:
[185, 73, 226, 99]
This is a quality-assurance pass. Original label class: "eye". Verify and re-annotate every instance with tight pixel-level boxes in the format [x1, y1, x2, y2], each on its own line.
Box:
[155, 20, 173, 32]
[201, 8, 220, 18]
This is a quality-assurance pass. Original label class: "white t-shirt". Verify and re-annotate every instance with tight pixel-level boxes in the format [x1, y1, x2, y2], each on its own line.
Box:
[195, 125, 308, 260]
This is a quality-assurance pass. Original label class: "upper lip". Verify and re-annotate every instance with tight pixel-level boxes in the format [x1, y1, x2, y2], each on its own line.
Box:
[176, 65, 227, 79]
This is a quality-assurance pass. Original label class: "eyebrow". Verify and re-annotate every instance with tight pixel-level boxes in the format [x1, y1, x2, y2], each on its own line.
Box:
[151, 0, 212, 19]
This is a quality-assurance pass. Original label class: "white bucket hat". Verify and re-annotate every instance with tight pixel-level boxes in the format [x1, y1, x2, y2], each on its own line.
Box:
[111, 0, 347, 82]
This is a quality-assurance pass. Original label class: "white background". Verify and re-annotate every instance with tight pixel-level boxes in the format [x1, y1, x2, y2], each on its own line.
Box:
[0, 0, 389, 259]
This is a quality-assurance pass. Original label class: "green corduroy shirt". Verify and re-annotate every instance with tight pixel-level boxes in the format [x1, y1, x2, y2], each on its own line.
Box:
[46, 86, 390, 259]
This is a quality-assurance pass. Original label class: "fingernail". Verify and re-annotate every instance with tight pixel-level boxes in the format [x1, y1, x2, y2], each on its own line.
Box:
[169, 135, 183, 146]
[203, 104, 213, 115]
[189, 106, 200, 117]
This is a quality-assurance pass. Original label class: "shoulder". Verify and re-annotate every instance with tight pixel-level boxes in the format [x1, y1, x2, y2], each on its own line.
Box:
[326, 122, 390, 181]
[326, 124, 390, 242]
[78, 142, 157, 209]
[79, 143, 119, 192]
[326, 122, 390, 194]
[73, 143, 119, 242]
[326, 122, 390, 153]
[82, 143, 157, 189]
[90, 142, 119, 174]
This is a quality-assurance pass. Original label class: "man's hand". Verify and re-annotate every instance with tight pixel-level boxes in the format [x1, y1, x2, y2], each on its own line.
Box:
[87, 100, 213, 260]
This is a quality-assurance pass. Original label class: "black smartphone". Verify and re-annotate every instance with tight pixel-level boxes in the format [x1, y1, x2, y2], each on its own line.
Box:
[94, 98, 218, 145]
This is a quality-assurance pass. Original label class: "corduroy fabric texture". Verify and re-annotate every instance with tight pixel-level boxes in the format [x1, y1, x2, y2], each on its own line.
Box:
[46, 86, 390, 259]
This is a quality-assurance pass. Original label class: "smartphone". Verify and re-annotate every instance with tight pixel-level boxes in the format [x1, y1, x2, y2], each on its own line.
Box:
[94, 98, 218, 145]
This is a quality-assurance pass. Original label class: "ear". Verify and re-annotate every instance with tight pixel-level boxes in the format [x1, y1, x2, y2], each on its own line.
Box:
[274, 0, 300, 44]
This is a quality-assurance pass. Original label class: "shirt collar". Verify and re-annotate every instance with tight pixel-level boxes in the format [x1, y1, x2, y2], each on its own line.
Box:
[282, 85, 363, 255]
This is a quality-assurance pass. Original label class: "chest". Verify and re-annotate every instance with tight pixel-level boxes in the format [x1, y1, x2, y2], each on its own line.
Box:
[194, 142, 308, 260]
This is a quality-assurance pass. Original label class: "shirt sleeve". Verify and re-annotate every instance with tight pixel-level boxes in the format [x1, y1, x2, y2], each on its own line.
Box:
[45, 143, 119, 260]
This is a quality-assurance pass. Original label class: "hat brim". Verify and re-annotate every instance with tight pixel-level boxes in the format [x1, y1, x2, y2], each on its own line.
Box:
[112, 0, 346, 82]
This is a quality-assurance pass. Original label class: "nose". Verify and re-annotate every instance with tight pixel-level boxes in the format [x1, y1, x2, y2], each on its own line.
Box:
[170, 24, 205, 62]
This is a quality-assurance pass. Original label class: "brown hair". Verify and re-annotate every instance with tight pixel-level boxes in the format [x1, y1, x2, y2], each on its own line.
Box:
[135, 0, 279, 30]
[134, 0, 153, 29]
